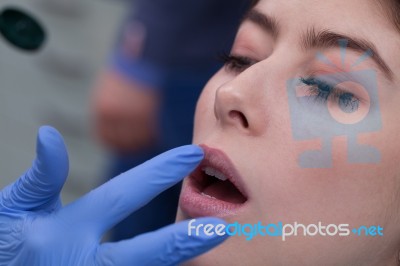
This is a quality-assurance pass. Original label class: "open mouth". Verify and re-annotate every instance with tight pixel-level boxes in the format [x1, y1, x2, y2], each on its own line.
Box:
[196, 166, 247, 204]
[179, 145, 249, 218]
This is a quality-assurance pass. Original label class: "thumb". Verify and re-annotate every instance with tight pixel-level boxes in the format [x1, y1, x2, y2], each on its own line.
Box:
[97, 218, 229, 266]
[1, 126, 69, 211]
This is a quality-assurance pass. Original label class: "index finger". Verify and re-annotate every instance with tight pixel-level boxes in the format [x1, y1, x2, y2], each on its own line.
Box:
[59, 145, 203, 235]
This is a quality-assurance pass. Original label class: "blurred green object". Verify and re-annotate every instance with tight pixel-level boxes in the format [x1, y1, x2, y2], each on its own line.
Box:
[0, 7, 46, 51]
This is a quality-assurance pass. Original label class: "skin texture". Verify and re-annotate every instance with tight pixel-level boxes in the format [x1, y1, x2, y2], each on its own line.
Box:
[176, 0, 400, 265]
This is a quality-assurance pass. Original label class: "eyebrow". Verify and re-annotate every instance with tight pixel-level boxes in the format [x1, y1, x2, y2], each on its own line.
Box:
[243, 9, 394, 80]
[243, 9, 279, 38]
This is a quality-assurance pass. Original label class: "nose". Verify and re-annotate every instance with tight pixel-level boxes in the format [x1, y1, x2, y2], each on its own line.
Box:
[214, 73, 267, 136]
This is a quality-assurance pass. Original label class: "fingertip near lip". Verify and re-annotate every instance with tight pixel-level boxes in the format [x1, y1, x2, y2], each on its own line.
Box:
[174, 145, 204, 161]
[186, 144, 204, 156]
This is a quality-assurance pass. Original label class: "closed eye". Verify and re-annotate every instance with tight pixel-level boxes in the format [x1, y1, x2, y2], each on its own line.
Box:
[219, 52, 258, 73]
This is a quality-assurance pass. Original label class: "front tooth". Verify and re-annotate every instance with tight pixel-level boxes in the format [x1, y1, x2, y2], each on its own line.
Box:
[201, 192, 216, 199]
[204, 167, 214, 176]
[214, 171, 228, 181]
[202, 167, 228, 181]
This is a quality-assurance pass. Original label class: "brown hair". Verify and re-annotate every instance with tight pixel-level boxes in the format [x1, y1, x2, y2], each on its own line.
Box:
[379, 0, 400, 32]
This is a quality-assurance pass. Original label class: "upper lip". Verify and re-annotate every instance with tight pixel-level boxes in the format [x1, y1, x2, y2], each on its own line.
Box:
[196, 144, 249, 199]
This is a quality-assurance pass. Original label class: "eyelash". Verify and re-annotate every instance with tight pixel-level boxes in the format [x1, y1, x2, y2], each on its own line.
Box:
[219, 52, 257, 73]
[218, 53, 361, 111]
[300, 77, 360, 111]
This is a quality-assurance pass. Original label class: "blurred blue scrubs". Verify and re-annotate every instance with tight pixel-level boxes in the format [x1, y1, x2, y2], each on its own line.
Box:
[107, 0, 249, 241]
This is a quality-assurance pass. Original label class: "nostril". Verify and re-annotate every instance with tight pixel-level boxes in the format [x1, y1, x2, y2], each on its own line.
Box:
[229, 110, 249, 129]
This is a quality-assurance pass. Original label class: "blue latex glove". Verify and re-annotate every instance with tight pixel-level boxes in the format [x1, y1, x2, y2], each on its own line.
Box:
[0, 126, 227, 265]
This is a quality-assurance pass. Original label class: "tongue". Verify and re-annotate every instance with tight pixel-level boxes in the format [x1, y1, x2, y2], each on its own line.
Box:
[202, 180, 246, 204]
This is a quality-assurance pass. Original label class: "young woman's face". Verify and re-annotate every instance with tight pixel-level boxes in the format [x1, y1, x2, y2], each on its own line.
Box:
[176, 0, 400, 265]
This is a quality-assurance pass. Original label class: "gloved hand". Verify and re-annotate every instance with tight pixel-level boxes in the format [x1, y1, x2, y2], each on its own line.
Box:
[0, 126, 227, 266]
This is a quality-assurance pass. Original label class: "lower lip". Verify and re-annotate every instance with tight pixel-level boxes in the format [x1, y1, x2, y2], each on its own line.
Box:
[179, 175, 247, 218]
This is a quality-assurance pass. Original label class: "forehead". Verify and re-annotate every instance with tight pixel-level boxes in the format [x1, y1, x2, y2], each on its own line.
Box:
[249, 0, 400, 81]
[254, 0, 387, 31]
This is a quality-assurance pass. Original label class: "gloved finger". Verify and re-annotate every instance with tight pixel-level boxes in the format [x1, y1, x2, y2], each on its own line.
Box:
[60, 145, 203, 234]
[96, 218, 229, 266]
[1, 126, 69, 212]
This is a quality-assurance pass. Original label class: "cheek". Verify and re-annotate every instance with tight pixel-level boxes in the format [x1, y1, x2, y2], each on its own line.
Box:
[243, 96, 398, 227]
[250, 160, 395, 230]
